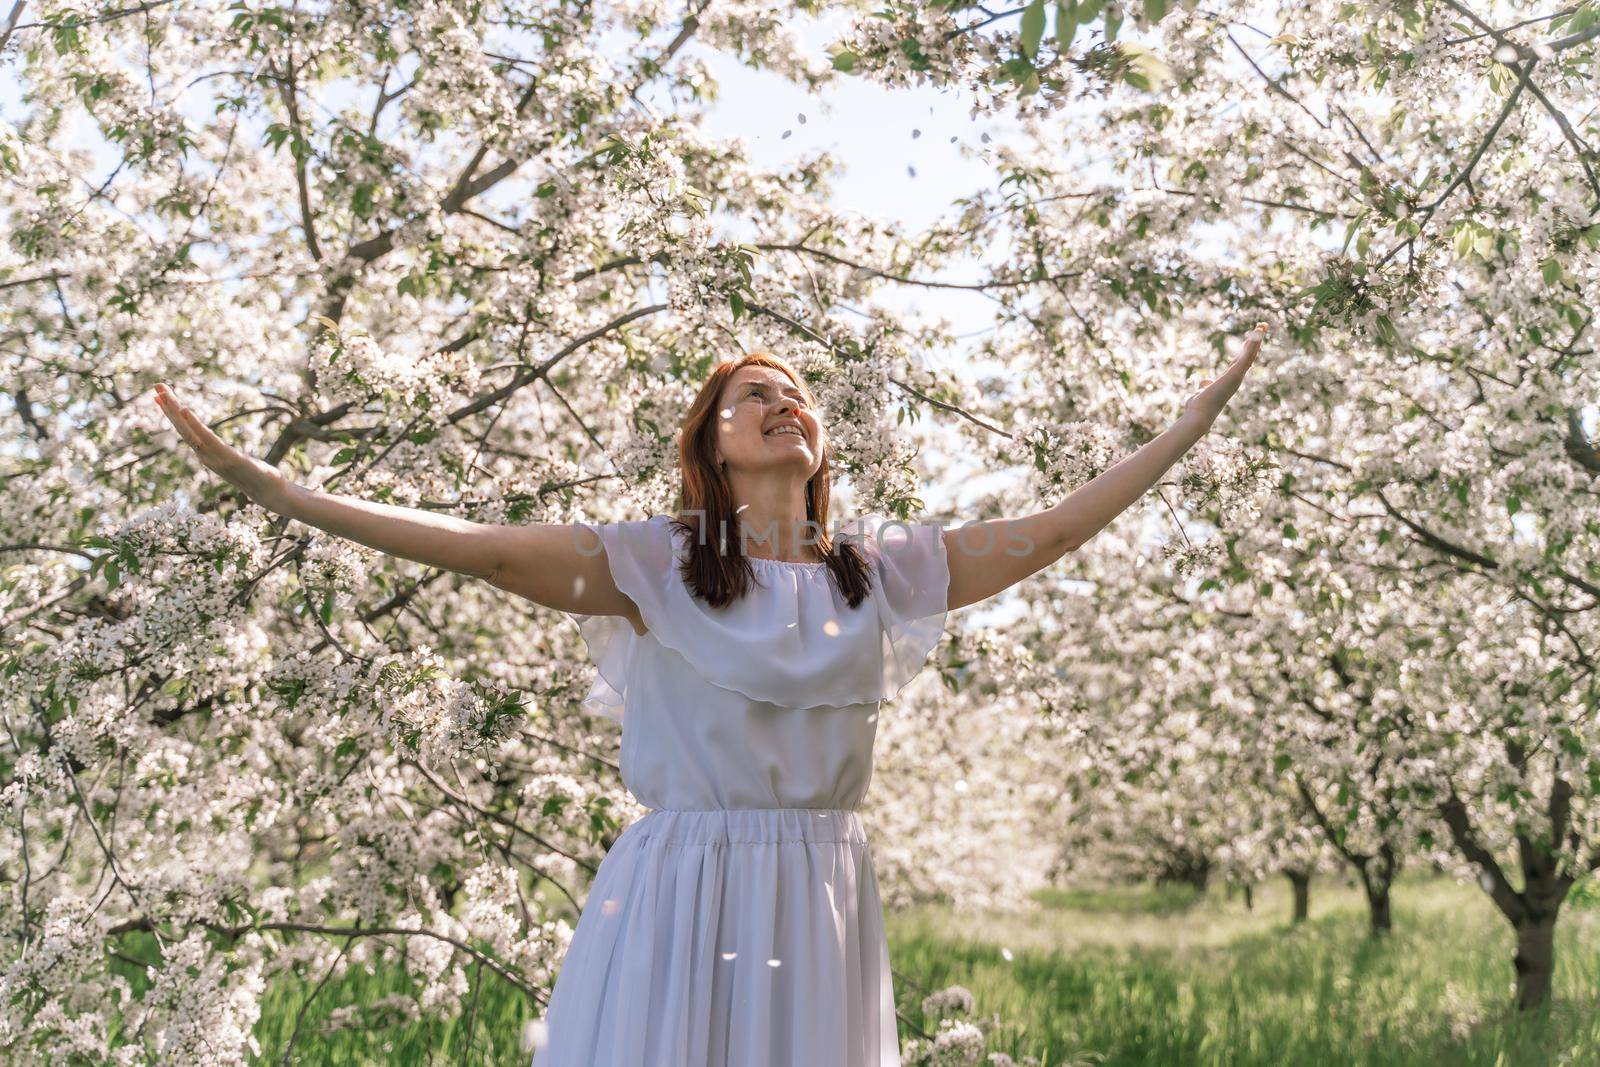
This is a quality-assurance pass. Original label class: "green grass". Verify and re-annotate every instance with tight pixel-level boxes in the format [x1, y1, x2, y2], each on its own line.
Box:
[886, 875, 1600, 1067]
[1029, 882, 1205, 918]
[241, 876, 1600, 1065]
[252, 952, 536, 1066]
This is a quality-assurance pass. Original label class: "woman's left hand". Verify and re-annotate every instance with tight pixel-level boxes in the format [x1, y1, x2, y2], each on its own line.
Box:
[1184, 322, 1270, 424]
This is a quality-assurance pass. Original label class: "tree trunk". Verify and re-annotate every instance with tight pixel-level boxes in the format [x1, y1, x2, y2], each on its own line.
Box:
[1361, 871, 1392, 936]
[1243, 881, 1254, 911]
[1286, 869, 1311, 924]
[1513, 913, 1558, 1010]
[1435, 778, 1574, 1012]
[1155, 846, 1211, 893]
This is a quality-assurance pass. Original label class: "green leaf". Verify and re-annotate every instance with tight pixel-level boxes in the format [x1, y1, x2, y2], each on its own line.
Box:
[830, 49, 858, 73]
[1541, 257, 1563, 286]
[1567, 5, 1599, 33]
[1374, 314, 1398, 348]
[1020, 1, 1046, 59]
[1341, 212, 1366, 256]
[1056, 0, 1078, 49]
[1145, 0, 1168, 21]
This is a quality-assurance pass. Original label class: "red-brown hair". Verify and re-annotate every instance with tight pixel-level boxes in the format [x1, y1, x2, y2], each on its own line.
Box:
[669, 352, 872, 610]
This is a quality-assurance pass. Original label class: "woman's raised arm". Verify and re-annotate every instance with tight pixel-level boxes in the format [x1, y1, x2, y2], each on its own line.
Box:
[943, 323, 1269, 613]
[151, 383, 640, 627]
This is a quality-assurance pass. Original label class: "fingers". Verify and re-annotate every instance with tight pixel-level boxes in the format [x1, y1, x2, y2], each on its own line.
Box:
[153, 385, 215, 452]
[1233, 323, 1270, 367]
[153, 385, 193, 444]
[153, 385, 182, 429]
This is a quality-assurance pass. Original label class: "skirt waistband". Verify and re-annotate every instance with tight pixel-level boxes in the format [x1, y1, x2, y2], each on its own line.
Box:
[631, 807, 867, 845]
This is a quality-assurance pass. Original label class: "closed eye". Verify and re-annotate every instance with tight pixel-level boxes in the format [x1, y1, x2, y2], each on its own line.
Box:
[747, 385, 807, 406]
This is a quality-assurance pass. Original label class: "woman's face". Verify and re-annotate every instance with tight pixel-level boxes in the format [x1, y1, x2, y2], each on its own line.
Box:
[713, 366, 823, 478]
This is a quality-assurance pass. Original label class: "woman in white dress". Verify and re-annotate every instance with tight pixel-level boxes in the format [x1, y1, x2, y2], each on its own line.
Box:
[150, 324, 1267, 1066]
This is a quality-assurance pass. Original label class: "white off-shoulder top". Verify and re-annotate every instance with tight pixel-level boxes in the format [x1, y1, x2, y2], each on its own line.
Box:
[567, 513, 950, 812]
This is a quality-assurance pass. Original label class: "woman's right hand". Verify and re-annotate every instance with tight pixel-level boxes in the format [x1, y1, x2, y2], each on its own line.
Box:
[153, 383, 289, 509]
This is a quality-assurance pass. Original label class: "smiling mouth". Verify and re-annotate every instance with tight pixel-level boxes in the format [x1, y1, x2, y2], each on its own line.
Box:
[764, 426, 806, 441]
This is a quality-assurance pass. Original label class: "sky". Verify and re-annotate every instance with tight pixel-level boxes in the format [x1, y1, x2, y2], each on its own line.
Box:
[655, 13, 1030, 362]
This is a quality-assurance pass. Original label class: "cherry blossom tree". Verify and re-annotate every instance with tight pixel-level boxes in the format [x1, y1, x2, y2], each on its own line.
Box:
[6, 1, 1599, 1063]
[0, 1, 1041, 1060]
[831, 0, 1599, 1009]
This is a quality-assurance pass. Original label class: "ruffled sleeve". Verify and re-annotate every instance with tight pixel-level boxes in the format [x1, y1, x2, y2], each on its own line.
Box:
[840, 512, 952, 701]
[568, 516, 676, 724]
[569, 512, 951, 716]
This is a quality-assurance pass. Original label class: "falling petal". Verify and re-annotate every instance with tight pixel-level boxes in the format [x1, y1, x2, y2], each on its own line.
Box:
[521, 1020, 549, 1052]
[1001, 947, 1014, 961]
[949, 136, 957, 143]
[782, 130, 792, 139]
[722, 950, 738, 960]
[981, 132, 991, 144]
[954, 779, 968, 793]
[720, 407, 734, 419]
[767, 958, 782, 967]
[572, 575, 587, 595]
[912, 128, 921, 138]
[907, 165, 916, 178]
[602, 897, 620, 917]
[1492, 43, 1518, 63]
[797, 113, 807, 124]
[822, 619, 840, 636]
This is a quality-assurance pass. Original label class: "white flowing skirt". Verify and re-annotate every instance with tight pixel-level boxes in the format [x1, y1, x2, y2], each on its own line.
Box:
[529, 807, 901, 1067]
